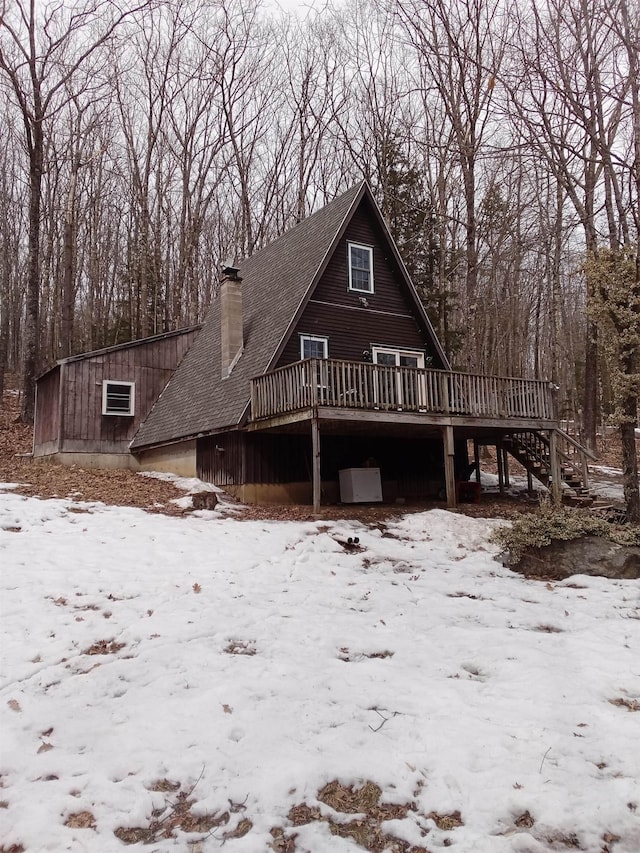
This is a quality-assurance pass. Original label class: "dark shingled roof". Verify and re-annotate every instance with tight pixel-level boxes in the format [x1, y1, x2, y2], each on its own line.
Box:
[131, 183, 365, 449]
[131, 182, 449, 450]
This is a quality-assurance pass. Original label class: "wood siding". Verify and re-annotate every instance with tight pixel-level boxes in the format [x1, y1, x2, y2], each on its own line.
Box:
[197, 430, 453, 498]
[33, 367, 60, 453]
[277, 197, 441, 368]
[38, 329, 199, 455]
[198, 432, 309, 485]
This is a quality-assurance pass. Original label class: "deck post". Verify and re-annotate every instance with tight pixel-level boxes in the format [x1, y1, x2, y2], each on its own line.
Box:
[442, 425, 456, 508]
[473, 438, 481, 484]
[497, 442, 505, 495]
[581, 450, 590, 492]
[527, 469, 534, 497]
[311, 417, 321, 513]
[502, 445, 510, 488]
[549, 428, 562, 505]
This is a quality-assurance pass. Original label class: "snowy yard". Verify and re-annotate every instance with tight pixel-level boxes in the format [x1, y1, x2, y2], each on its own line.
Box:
[1, 487, 639, 852]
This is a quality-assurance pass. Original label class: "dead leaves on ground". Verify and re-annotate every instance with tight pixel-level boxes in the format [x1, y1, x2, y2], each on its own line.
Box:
[426, 810, 463, 830]
[64, 811, 96, 830]
[224, 640, 256, 656]
[114, 791, 233, 845]
[275, 779, 445, 852]
[609, 696, 640, 711]
[338, 647, 394, 662]
[83, 639, 125, 656]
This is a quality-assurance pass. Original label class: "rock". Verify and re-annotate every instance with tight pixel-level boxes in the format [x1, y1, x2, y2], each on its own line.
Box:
[191, 491, 218, 511]
[504, 536, 640, 580]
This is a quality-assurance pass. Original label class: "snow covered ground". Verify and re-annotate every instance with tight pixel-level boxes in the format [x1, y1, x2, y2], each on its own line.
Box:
[1, 485, 639, 853]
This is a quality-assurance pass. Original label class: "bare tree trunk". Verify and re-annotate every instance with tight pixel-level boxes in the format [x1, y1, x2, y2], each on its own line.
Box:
[61, 158, 78, 357]
[21, 120, 44, 423]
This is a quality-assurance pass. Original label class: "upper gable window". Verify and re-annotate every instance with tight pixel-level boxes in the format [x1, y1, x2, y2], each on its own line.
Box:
[348, 243, 374, 293]
[102, 380, 135, 416]
[300, 334, 328, 360]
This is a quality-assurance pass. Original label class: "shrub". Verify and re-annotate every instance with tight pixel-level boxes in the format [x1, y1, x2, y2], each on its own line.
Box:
[492, 504, 640, 563]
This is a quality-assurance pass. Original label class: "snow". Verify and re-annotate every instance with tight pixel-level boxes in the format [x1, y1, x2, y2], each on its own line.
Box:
[1, 486, 639, 852]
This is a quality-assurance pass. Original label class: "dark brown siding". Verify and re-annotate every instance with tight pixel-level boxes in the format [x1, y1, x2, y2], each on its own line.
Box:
[198, 432, 244, 485]
[198, 432, 310, 485]
[198, 430, 456, 499]
[33, 367, 60, 454]
[51, 329, 199, 455]
[277, 197, 442, 367]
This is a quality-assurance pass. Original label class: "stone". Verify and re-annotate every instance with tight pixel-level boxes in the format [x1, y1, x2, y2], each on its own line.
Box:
[503, 536, 640, 580]
[191, 491, 218, 510]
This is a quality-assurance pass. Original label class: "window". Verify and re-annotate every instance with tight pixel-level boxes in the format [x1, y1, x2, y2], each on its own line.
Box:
[300, 334, 328, 360]
[371, 347, 427, 410]
[372, 347, 425, 369]
[102, 380, 135, 416]
[348, 242, 374, 293]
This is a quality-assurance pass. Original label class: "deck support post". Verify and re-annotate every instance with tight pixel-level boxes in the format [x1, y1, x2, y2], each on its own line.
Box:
[502, 445, 510, 488]
[311, 417, 321, 514]
[549, 429, 562, 505]
[442, 425, 456, 508]
[497, 442, 505, 495]
[473, 438, 481, 484]
[527, 469, 534, 497]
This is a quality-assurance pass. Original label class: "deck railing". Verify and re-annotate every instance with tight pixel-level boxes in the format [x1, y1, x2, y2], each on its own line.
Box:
[250, 358, 556, 422]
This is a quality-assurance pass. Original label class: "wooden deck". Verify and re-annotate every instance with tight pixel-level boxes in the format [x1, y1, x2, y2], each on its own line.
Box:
[250, 358, 556, 425]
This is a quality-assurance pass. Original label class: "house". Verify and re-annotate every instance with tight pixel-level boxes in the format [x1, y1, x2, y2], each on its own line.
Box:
[34, 182, 592, 509]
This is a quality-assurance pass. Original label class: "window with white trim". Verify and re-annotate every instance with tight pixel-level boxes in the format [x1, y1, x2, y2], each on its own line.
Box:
[102, 380, 135, 416]
[300, 334, 328, 359]
[371, 347, 425, 369]
[348, 242, 374, 293]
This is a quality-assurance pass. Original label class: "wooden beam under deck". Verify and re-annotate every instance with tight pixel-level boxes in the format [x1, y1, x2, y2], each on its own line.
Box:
[248, 404, 558, 435]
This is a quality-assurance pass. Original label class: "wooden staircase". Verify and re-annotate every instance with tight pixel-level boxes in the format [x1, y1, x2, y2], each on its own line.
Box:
[503, 429, 596, 504]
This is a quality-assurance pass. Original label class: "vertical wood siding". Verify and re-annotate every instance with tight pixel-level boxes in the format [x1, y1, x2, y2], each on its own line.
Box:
[197, 432, 310, 485]
[33, 367, 60, 452]
[277, 198, 442, 368]
[198, 430, 453, 499]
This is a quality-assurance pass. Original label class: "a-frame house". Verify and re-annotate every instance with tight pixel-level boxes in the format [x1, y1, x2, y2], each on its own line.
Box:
[35, 182, 592, 509]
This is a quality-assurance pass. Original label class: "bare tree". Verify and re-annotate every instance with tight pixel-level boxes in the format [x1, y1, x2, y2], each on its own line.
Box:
[0, 0, 150, 421]
[394, 0, 508, 366]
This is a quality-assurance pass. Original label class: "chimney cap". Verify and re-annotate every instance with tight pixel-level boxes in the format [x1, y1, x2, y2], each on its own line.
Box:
[221, 260, 242, 279]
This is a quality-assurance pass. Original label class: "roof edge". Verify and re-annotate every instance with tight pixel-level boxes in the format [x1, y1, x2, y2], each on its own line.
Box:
[37, 325, 203, 381]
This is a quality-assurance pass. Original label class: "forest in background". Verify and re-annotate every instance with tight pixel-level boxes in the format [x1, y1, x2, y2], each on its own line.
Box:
[0, 0, 638, 460]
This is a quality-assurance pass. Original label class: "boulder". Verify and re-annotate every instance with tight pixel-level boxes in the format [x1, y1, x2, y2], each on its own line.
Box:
[191, 491, 218, 511]
[504, 536, 640, 580]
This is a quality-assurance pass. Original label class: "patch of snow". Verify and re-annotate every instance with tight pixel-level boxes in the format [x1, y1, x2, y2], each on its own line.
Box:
[592, 465, 624, 477]
[139, 471, 223, 493]
[1, 494, 639, 852]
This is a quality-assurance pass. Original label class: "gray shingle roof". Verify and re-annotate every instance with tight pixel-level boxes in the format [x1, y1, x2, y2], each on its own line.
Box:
[131, 183, 366, 449]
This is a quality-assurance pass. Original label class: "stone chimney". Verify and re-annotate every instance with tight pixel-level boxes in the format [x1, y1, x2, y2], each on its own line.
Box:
[220, 263, 243, 378]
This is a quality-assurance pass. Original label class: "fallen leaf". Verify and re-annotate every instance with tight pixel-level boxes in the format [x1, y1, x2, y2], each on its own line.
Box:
[223, 818, 253, 839]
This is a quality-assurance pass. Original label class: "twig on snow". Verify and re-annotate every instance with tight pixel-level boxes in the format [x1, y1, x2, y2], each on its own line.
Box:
[369, 709, 398, 733]
[539, 747, 552, 773]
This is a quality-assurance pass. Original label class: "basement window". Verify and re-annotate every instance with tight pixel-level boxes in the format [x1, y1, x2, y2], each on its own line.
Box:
[102, 380, 135, 416]
[348, 242, 374, 293]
